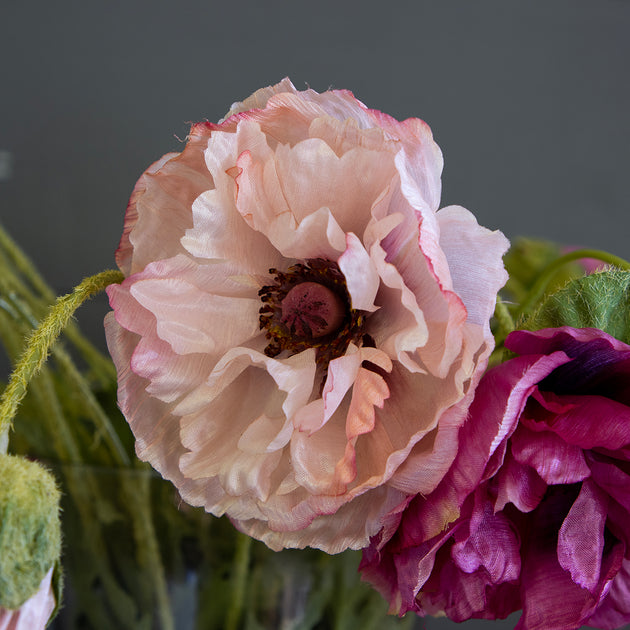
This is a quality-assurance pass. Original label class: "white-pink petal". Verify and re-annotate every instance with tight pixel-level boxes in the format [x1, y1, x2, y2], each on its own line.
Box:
[338, 233, 380, 312]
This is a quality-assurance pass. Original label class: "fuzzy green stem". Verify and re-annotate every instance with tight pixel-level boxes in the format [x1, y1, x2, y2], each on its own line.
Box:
[493, 297, 515, 341]
[225, 532, 252, 630]
[0, 270, 123, 445]
[517, 249, 630, 320]
[2, 291, 129, 465]
[0, 228, 118, 387]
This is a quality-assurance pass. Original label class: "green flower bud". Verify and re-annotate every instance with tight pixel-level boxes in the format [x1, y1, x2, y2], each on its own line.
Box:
[0, 454, 61, 609]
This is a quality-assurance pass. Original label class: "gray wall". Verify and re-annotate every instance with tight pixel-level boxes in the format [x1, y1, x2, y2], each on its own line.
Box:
[1, 2, 629, 628]
[2, 0, 629, 351]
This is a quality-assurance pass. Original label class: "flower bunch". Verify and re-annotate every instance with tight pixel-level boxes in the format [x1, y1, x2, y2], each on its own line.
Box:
[2, 79, 630, 630]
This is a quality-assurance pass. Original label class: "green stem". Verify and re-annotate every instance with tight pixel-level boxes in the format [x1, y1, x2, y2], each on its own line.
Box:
[3, 291, 129, 465]
[0, 223, 56, 303]
[225, 532, 252, 630]
[516, 249, 630, 320]
[0, 270, 123, 444]
[493, 297, 515, 342]
[123, 472, 174, 630]
[0, 229, 118, 388]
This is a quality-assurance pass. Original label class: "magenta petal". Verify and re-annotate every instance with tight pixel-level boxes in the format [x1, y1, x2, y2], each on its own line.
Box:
[541, 393, 630, 451]
[420, 559, 491, 621]
[588, 454, 630, 514]
[447, 351, 570, 504]
[394, 525, 459, 614]
[586, 559, 630, 629]
[451, 490, 521, 583]
[517, 487, 605, 630]
[510, 424, 591, 485]
[518, 543, 596, 629]
[557, 480, 608, 594]
[494, 449, 547, 513]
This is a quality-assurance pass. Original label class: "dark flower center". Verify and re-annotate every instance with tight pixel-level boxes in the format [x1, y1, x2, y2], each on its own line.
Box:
[280, 282, 345, 338]
[258, 259, 365, 365]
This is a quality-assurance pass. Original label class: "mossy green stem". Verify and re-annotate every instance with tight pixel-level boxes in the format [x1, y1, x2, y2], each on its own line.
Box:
[0, 270, 123, 449]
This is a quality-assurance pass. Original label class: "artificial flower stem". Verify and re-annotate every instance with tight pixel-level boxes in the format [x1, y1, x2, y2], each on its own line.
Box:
[0, 270, 124, 445]
[0, 230, 117, 387]
[4, 291, 130, 465]
[517, 248, 630, 319]
[493, 297, 515, 341]
[225, 531, 252, 630]
[125, 473, 175, 630]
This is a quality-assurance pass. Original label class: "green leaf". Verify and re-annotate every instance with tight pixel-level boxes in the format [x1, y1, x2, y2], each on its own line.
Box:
[523, 269, 630, 344]
[503, 238, 585, 305]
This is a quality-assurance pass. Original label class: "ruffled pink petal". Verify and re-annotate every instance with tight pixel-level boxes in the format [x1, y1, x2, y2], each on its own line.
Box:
[234, 142, 348, 260]
[364, 361, 464, 497]
[334, 364, 391, 491]
[291, 346, 392, 493]
[291, 407, 349, 495]
[116, 152, 178, 275]
[180, 187, 284, 274]
[298, 88, 376, 130]
[337, 233, 380, 312]
[178, 348, 316, 507]
[175, 346, 316, 420]
[271, 138, 396, 236]
[437, 205, 509, 329]
[115, 255, 262, 357]
[117, 123, 215, 276]
[363, 217, 430, 370]
[104, 313, 203, 499]
[367, 180, 468, 379]
[221, 77, 297, 120]
[370, 112, 443, 212]
[308, 115, 396, 158]
[235, 483, 408, 553]
[293, 345, 363, 434]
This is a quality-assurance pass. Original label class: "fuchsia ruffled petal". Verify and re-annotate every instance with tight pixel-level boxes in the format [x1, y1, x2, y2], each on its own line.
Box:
[361, 326, 630, 629]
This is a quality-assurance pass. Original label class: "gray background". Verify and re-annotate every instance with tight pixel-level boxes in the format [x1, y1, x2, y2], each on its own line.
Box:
[1, 1, 629, 628]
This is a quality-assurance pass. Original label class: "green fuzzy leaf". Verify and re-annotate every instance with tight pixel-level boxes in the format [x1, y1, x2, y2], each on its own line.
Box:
[523, 269, 630, 344]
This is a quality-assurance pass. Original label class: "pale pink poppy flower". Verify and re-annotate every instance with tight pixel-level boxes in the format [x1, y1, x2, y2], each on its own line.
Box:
[0, 568, 55, 630]
[105, 79, 509, 552]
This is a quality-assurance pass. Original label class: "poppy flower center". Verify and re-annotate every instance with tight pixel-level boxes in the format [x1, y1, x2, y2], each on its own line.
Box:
[258, 259, 365, 364]
[281, 282, 345, 338]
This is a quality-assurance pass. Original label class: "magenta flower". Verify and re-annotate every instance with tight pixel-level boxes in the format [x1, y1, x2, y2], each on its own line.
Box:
[361, 326, 630, 629]
[105, 79, 508, 552]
